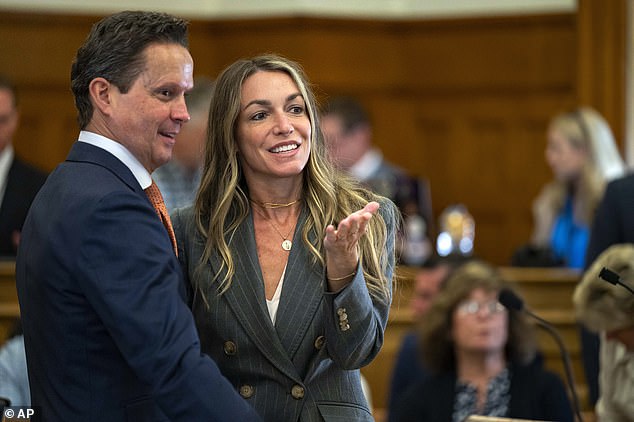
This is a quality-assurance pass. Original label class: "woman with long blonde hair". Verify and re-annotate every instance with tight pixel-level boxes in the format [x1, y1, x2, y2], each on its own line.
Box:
[172, 54, 397, 421]
[531, 107, 625, 269]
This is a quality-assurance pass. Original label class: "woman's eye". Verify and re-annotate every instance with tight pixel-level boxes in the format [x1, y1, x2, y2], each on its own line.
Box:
[289, 105, 304, 114]
[252, 111, 267, 121]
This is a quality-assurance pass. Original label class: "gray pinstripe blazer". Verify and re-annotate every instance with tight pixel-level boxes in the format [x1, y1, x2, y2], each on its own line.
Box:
[172, 200, 396, 421]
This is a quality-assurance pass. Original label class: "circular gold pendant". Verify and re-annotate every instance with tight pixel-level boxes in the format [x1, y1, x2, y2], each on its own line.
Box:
[282, 240, 292, 251]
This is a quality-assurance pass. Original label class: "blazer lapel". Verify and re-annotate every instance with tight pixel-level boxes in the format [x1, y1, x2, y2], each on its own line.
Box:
[222, 212, 301, 382]
[274, 210, 324, 360]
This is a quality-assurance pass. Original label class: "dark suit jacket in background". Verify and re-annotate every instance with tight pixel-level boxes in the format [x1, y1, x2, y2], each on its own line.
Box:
[16, 141, 260, 422]
[0, 157, 47, 256]
[387, 332, 429, 422]
[364, 160, 433, 231]
[172, 198, 397, 422]
[581, 172, 634, 406]
[586, 173, 634, 263]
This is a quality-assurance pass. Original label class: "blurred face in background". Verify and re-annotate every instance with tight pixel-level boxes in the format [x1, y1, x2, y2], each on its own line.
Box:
[410, 265, 449, 319]
[320, 115, 370, 171]
[545, 128, 587, 183]
[0, 88, 18, 153]
[173, 104, 207, 171]
[452, 288, 508, 356]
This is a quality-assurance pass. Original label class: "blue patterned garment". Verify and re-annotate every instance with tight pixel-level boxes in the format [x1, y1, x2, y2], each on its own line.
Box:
[550, 196, 589, 270]
[152, 161, 202, 214]
[453, 367, 511, 422]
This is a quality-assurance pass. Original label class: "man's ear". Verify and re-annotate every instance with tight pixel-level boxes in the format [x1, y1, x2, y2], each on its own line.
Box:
[88, 77, 114, 116]
[354, 124, 373, 147]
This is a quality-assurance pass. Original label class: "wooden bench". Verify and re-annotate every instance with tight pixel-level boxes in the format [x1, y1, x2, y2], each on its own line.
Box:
[0, 260, 19, 343]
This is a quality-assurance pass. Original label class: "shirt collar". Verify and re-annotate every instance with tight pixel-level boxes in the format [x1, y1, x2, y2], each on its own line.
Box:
[349, 148, 383, 181]
[0, 144, 14, 209]
[78, 131, 152, 189]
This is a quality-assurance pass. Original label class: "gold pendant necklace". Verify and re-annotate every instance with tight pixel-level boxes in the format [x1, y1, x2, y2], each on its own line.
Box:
[252, 207, 295, 251]
[250, 198, 300, 209]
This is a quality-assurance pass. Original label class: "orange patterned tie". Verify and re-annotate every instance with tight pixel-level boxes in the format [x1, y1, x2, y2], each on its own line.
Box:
[144, 180, 178, 256]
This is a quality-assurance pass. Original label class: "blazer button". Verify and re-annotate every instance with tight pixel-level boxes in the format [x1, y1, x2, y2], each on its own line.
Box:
[223, 341, 237, 356]
[291, 384, 305, 399]
[239, 384, 254, 399]
[314, 335, 325, 350]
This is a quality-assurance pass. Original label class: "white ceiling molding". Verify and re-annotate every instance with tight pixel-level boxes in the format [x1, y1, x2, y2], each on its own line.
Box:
[0, 0, 576, 19]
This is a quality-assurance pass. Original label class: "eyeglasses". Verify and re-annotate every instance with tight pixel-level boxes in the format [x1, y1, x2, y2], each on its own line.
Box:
[457, 299, 506, 316]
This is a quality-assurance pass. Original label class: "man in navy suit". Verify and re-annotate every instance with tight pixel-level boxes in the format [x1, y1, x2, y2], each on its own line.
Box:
[15, 11, 260, 421]
[0, 75, 47, 256]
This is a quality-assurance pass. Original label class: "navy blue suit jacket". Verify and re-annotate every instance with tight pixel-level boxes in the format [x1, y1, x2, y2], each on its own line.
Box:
[16, 141, 260, 421]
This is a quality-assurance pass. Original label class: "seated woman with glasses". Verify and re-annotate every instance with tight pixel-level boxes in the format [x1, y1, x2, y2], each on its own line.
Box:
[390, 260, 573, 422]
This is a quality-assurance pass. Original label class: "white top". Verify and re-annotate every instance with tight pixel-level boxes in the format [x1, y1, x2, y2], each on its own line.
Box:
[596, 333, 634, 421]
[0, 144, 14, 209]
[349, 147, 383, 182]
[266, 266, 286, 325]
[78, 131, 152, 189]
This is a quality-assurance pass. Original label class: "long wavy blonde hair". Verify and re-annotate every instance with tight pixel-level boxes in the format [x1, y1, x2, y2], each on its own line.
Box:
[532, 107, 625, 246]
[194, 54, 394, 302]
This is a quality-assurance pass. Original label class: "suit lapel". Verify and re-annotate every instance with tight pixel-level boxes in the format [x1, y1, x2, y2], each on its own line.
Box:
[274, 209, 324, 360]
[222, 211, 300, 381]
[67, 141, 144, 195]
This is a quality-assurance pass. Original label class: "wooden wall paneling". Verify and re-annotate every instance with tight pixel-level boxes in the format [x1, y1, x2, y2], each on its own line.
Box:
[408, 94, 574, 264]
[577, 0, 628, 146]
[0, 11, 577, 266]
[192, 18, 407, 93]
[0, 13, 96, 172]
[401, 14, 576, 92]
[16, 89, 77, 172]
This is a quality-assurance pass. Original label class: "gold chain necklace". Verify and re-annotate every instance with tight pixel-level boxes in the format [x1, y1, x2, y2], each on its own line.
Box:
[252, 206, 296, 251]
[250, 198, 300, 209]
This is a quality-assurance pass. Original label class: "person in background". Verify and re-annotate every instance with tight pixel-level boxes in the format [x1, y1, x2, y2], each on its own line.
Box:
[154, 76, 213, 213]
[0, 318, 29, 407]
[574, 243, 634, 421]
[387, 255, 469, 421]
[391, 260, 573, 422]
[0, 75, 47, 256]
[320, 96, 433, 265]
[529, 107, 625, 270]
[582, 170, 634, 407]
[172, 54, 397, 421]
[15, 11, 260, 421]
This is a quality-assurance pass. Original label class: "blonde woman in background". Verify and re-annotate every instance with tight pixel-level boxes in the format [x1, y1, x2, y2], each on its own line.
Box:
[531, 107, 625, 269]
[574, 244, 634, 421]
